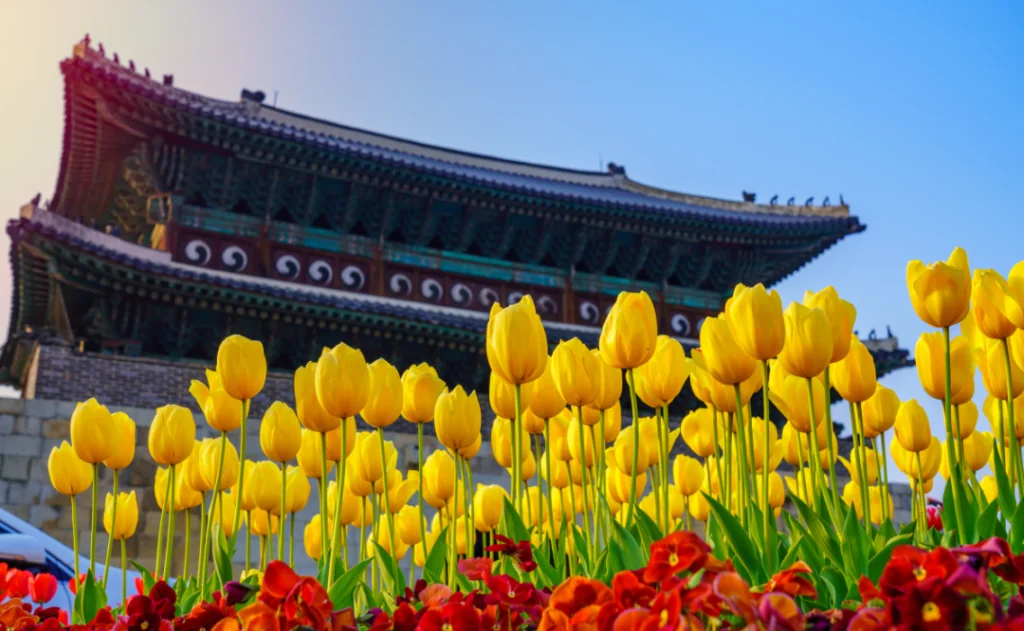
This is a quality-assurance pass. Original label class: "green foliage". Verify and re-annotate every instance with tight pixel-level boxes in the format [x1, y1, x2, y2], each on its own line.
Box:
[72, 570, 106, 626]
[328, 559, 371, 610]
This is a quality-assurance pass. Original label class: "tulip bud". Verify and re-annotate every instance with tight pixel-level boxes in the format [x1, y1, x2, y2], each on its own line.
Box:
[435, 386, 482, 452]
[422, 450, 455, 509]
[490, 417, 529, 469]
[232, 460, 259, 513]
[378, 469, 418, 514]
[216, 335, 267, 401]
[959, 430, 992, 473]
[841, 447, 879, 487]
[489, 373, 533, 420]
[599, 291, 658, 369]
[474, 484, 507, 532]
[916, 333, 974, 404]
[551, 338, 601, 407]
[486, 295, 548, 385]
[894, 400, 931, 453]
[699, 315, 756, 385]
[672, 455, 704, 496]
[612, 426, 649, 475]
[778, 303, 833, 379]
[400, 363, 447, 424]
[361, 359, 403, 429]
[688, 492, 710, 522]
[634, 336, 689, 407]
[768, 370, 825, 434]
[522, 408, 548, 435]
[832, 337, 877, 403]
[249, 460, 283, 514]
[70, 398, 114, 464]
[528, 360, 567, 421]
[103, 491, 139, 540]
[304, 514, 325, 560]
[357, 431, 396, 484]
[297, 429, 334, 479]
[981, 475, 999, 503]
[862, 385, 900, 436]
[567, 418, 597, 467]
[460, 434, 482, 460]
[972, 269, 1024, 339]
[149, 405, 196, 466]
[724, 283, 786, 361]
[750, 417, 781, 473]
[325, 417, 357, 463]
[802, 287, 857, 364]
[414, 528, 440, 568]
[315, 343, 370, 419]
[396, 505, 421, 546]
[549, 410, 573, 462]
[687, 352, 714, 405]
[48, 441, 92, 496]
[200, 437, 239, 491]
[191, 371, 243, 433]
[286, 465, 311, 513]
[175, 470, 202, 511]
[906, 247, 971, 328]
[103, 412, 136, 471]
[220, 493, 243, 537]
[249, 509, 279, 537]
[294, 362, 341, 433]
[681, 407, 716, 458]
[894, 437, 942, 481]
[184, 440, 213, 494]
[977, 337, 1024, 401]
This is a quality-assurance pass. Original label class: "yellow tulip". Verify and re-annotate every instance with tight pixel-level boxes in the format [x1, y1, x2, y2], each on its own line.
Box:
[612, 426, 649, 475]
[191, 371, 243, 433]
[102, 491, 138, 540]
[768, 370, 825, 433]
[216, 335, 266, 401]
[304, 514, 325, 560]
[233, 460, 259, 512]
[699, 315, 756, 385]
[297, 429, 334, 478]
[608, 466, 646, 505]
[688, 492, 710, 522]
[379, 469, 418, 514]
[522, 408, 548, 435]
[567, 419, 597, 467]
[413, 527, 440, 568]
[862, 385, 900, 436]
[549, 410, 573, 461]
[634, 336, 689, 407]
[906, 247, 971, 328]
[981, 475, 999, 503]
[764, 472, 786, 509]
[422, 450, 456, 508]
[326, 479, 361, 524]
[473, 484, 507, 532]
[892, 437, 941, 480]
[148, 404, 196, 466]
[780, 423, 802, 467]
[325, 417, 357, 462]
[588, 349, 623, 411]
[260, 402, 302, 463]
[708, 364, 762, 414]
[749, 417, 781, 473]
[315, 343, 370, 419]
[249, 509, 279, 537]
[294, 362, 341, 433]
[518, 451, 537, 482]
[460, 434, 482, 460]
[599, 291, 658, 369]
[687, 352, 714, 406]
[285, 465, 310, 512]
[894, 400, 931, 452]
[435, 386, 482, 452]
[400, 363, 446, 424]
[972, 269, 1024, 339]
[48, 441, 92, 496]
[361, 359, 403, 429]
[397, 505, 422, 545]
[551, 338, 600, 407]
[220, 493, 243, 536]
[490, 418, 521, 468]
[916, 333, 975, 404]
[681, 407, 716, 458]
[200, 437, 239, 491]
[184, 441, 213, 494]
[802, 287, 857, 363]
[840, 447, 879, 487]
[528, 359, 567, 420]
[843, 482, 890, 525]
[962, 431, 993, 472]
[486, 295, 548, 385]
[672, 455, 704, 496]
[103, 412, 136, 471]
[831, 337, 877, 403]
[954, 401, 978, 439]
[785, 471, 817, 505]
[249, 460, 283, 514]
[70, 398, 114, 464]
[724, 283, 785, 361]
[356, 431, 396, 484]
[977, 337, 1024, 401]
[489, 372, 533, 419]
[175, 469, 203, 511]
[778, 303, 833, 378]
[542, 451, 569, 489]
[597, 402, 622, 443]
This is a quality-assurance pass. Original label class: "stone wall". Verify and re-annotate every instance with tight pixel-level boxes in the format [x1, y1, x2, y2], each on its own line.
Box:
[0, 396, 916, 579]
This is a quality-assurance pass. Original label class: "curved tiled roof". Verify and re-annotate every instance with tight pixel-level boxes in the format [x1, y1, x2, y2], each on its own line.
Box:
[65, 40, 862, 236]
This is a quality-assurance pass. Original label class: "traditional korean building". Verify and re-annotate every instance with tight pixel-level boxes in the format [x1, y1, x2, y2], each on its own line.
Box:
[1, 37, 909, 418]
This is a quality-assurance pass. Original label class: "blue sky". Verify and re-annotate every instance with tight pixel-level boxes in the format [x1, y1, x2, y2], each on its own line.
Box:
[1, 2, 1022, 481]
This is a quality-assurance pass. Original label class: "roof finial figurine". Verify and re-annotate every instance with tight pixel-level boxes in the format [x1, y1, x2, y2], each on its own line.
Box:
[840, 193, 846, 206]
[113, 52, 120, 64]
[144, 68, 151, 79]
[804, 196, 814, 206]
[822, 196, 830, 206]
[742, 191, 756, 203]
[97, 42, 104, 57]
[606, 162, 626, 175]
[786, 196, 795, 206]
[886, 325, 894, 339]
[83, 33, 91, 48]
[129, 60, 136, 73]
[769, 194, 778, 205]
[163, 74, 174, 86]
[30, 193, 41, 207]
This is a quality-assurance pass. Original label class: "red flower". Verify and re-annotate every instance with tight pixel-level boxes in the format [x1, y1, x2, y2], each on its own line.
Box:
[113, 594, 172, 631]
[28, 574, 57, 604]
[485, 574, 535, 607]
[712, 572, 755, 623]
[6, 569, 30, 599]
[458, 557, 493, 582]
[540, 576, 613, 631]
[612, 571, 656, 609]
[148, 581, 177, 620]
[756, 592, 804, 631]
[760, 562, 817, 600]
[637, 589, 684, 631]
[251, 561, 332, 631]
[857, 576, 882, 604]
[419, 585, 453, 609]
[135, 577, 146, 596]
[486, 534, 537, 572]
[926, 506, 943, 531]
[892, 581, 967, 630]
[418, 599, 481, 631]
[175, 591, 236, 631]
[956, 538, 1024, 585]
[644, 532, 709, 584]
[878, 545, 959, 598]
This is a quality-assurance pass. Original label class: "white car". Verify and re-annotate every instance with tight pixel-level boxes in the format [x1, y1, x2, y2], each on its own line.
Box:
[0, 508, 141, 610]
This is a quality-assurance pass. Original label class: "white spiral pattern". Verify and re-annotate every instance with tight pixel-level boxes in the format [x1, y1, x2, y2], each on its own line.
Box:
[580, 301, 599, 324]
[389, 273, 412, 296]
[184, 239, 211, 265]
[220, 245, 248, 271]
[275, 254, 301, 279]
[537, 295, 558, 315]
[421, 279, 444, 301]
[479, 288, 499, 307]
[670, 314, 691, 336]
[451, 283, 473, 305]
[507, 291, 524, 305]
[308, 260, 333, 285]
[340, 265, 366, 290]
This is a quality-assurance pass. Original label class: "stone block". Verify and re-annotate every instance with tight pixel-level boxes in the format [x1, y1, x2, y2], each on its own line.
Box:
[28, 504, 59, 529]
[0, 414, 14, 435]
[7, 481, 42, 504]
[0, 480, 8, 502]
[1, 455, 32, 482]
[143, 510, 163, 536]
[23, 400, 57, 419]
[54, 401, 78, 419]
[0, 435, 41, 456]
[29, 459, 50, 483]
[41, 420, 69, 439]
[7, 505, 28, 520]
[0, 398, 25, 414]
[13, 416, 41, 436]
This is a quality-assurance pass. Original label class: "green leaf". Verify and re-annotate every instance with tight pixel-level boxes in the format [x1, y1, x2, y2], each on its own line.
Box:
[778, 532, 805, 570]
[1011, 502, 1024, 554]
[994, 446, 1017, 520]
[634, 509, 663, 551]
[372, 542, 406, 597]
[422, 526, 449, 585]
[610, 518, 646, 572]
[820, 567, 847, 609]
[572, 525, 592, 575]
[531, 543, 560, 588]
[791, 494, 844, 570]
[72, 570, 107, 625]
[867, 533, 913, 581]
[213, 528, 234, 587]
[840, 506, 869, 581]
[499, 497, 530, 544]
[977, 499, 1000, 540]
[705, 493, 763, 583]
[872, 521, 897, 552]
[782, 514, 825, 573]
[328, 559, 371, 610]
[130, 561, 156, 595]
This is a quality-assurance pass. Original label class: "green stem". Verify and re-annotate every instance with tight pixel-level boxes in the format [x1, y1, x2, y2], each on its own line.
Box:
[1004, 338, 1021, 495]
[709, 405, 722, 534]
[575, 406, 593, 563]
[245, 510, 252, 573]
[850, 402, 870, 527]
[794, 430, 809, 505]
[953, 405, 966, 475]
[822, 369, 841, 514]
[723, 413, 733, 512]
[599, 409, 608, 535]
[460, 456, 472, 560]
[944, 327, 967, 543]
[467, 454, 476, 556]
[329, 418, 349, 584]
[805, 378, 831, 522]
[201, 431, 229, 588]
[162, 464, 176, 578]
[102, 470, 119, 589]
[233, 400, 250, 535]
[71, 495, 80, 579]
[915, 452, 927, 543]
[183, 506, 191, 580]
[377, 428, 396, 567]
[626, 368, 641, 527]
[279, 462, 288, 561]
[197, 491, 207, 589]
[417, 422, 427, 577]
[259, 535, 267, 572]
[544, 420, 556, 545]
[319, 431, 329, 573]
[90, 463, 99, 577]
[289, 511, 296, 566]
[761, 361, 771, 550]
[514, 384, 523, 511]
[155, 496, 166, 578]
[120, 537, 126, 606]
[733, 386, 750, 529]
[662, 405, 672, 534]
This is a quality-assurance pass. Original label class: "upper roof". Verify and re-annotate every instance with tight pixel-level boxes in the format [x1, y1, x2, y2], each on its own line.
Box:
[61, 38, 861, 233]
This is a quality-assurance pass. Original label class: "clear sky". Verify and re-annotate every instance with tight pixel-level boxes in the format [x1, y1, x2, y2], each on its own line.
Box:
[1, 2, 1022, 484]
